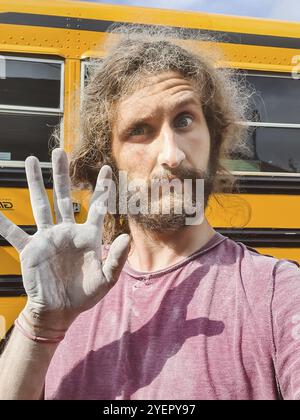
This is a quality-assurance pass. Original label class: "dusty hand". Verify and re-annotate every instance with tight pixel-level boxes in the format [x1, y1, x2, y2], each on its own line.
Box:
[0, 149, 130, 335]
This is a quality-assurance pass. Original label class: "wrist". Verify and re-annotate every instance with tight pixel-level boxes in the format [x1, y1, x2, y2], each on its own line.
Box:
[14, 316, 65, 344]
[20, 306, 73, 339]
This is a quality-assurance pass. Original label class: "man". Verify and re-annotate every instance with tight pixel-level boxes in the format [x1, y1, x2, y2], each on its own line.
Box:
[0, 27, 300, 400]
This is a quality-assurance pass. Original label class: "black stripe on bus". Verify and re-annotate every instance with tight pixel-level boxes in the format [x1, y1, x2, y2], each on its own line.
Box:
[0, 275, 25, 296]
[1, 225, 300, 249]
[0, 228, 300, 296]
[1, 167, 300, 194]
[1, 228, 300, 296]
[233, 175, 300, 195]
[0, 167, 52, 188]
[217, 228, 300, 248]
[1, 12, 300, 49]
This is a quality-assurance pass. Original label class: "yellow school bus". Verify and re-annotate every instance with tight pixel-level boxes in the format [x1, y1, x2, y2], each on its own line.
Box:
[0, 0, 300, 342]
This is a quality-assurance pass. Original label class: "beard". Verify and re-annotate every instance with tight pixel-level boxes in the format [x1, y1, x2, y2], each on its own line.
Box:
[124, 165, 214, 233]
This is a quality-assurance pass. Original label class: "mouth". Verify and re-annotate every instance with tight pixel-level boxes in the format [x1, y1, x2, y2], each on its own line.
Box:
[151, 174, 183, 183]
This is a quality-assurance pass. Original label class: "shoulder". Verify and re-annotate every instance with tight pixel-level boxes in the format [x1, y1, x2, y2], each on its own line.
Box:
[214, 235, 300, 298]
[218, 234, 299, 273]
[240, 241, 299, 280]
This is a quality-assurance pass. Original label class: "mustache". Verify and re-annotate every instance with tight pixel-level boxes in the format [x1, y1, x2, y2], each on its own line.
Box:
[149, 166, 207, 184]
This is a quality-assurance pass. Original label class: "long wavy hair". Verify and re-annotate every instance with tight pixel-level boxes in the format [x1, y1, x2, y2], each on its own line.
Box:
[69, 24, 250, 243]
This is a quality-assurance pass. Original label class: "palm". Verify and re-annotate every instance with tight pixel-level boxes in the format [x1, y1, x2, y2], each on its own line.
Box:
[0, 149, 129, 328]
[21, 224, 103, 312]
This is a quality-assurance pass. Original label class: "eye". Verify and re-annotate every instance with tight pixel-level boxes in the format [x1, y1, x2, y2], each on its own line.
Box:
[130, 125, 147, 136]
[174, 114, 193, 129]
[125, 123, 154, 142]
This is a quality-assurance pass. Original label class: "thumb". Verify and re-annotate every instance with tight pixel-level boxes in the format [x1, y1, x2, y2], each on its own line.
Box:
[102, 234, 131, 285]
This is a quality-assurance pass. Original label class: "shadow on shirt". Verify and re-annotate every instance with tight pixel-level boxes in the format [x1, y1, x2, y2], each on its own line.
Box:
[54, 264, 225, 399]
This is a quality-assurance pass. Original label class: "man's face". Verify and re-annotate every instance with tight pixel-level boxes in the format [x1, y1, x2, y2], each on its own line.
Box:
[111, 71, 211, 231]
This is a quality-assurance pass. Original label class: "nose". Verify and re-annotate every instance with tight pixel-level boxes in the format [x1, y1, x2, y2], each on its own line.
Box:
[157, 126, 186, 168]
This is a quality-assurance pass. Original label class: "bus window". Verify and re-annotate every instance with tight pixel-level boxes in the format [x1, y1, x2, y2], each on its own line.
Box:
[81, 59, 100, 96]
[81, 60, 93, 90]
[0, 113, 60, 163]
[224, 71, 300, 174]
[245, 72, 300, 125]
[0, 56, 63, 166]
[226, 126, 300, 173]
[0, 58, 62, 111]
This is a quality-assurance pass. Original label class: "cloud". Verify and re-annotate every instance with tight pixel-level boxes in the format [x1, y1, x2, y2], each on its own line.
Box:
[81, 0, 203, 8]
[78, 0, 300, 21]
[269, 0, 300, 22]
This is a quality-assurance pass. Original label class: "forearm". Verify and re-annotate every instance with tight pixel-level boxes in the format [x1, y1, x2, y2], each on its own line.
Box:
[0, 326, 59, 400]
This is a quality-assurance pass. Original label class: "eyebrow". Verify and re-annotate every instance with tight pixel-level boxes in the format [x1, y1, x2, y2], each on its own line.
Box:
[122, 115, 153, 134]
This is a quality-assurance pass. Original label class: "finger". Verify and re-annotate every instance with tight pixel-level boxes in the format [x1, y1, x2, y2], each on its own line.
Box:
[0, 212, 29, 252]
[25, 156, 53, 229]
[52, 148, 75, 223]
[53, 186, 62, 224]
[86, 165, 113, 228]
[102, 234, 131, 285]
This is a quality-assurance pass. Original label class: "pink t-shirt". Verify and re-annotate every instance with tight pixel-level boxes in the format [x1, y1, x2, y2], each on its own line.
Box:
[44, 232, 300, 400]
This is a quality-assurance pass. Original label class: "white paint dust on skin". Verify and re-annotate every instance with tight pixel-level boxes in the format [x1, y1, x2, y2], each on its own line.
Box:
[158, 130, 186, 167]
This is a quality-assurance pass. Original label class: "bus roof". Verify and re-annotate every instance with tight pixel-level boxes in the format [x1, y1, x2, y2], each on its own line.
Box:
[1, 0, 300, 39]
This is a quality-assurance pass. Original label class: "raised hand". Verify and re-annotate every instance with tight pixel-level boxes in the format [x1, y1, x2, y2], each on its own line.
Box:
[0, 149, 130, 337]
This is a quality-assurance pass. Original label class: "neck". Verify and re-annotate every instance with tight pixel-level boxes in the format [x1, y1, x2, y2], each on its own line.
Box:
[127, 217, 216, 272]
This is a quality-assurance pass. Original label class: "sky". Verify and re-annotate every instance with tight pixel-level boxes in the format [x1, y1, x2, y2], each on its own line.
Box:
[78, 0, 300, 22]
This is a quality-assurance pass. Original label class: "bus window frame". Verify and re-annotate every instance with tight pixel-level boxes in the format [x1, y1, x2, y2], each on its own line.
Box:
[81, 60, 89, 95]
[80, 60, 97, 99]
[0, 55, 64, 113]
[231, 70, 300, 177]
[243, 71, 300, 127]
[0, 55, 64, 167]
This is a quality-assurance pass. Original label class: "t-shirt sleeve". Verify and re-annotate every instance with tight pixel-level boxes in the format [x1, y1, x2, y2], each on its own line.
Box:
[272, 259, 300, 400]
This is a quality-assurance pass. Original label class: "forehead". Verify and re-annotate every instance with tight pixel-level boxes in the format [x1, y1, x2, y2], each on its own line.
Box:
[114, 71, 200, 122]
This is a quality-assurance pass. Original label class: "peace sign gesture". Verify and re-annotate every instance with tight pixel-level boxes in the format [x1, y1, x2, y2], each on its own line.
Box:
[0, 149, 130, 336]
